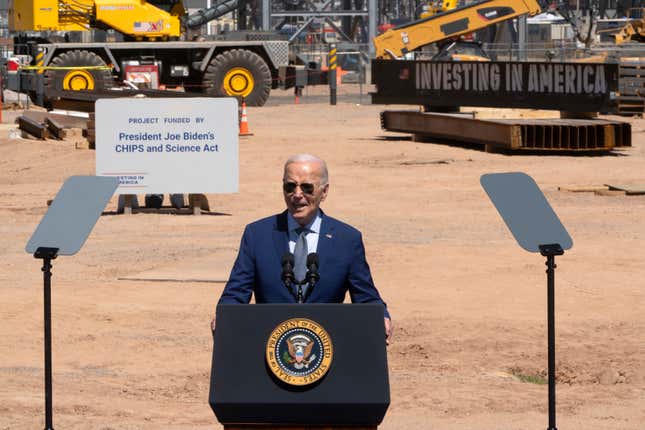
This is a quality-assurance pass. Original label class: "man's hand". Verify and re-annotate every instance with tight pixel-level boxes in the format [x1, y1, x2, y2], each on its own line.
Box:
[384, 317, 393, 345]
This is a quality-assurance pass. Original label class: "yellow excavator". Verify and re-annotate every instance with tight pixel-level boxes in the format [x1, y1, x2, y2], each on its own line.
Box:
[420, 0, 459, 20]
[8, 0, 289, 106]
[613, 8, 645, 44]
[373, 0, 542, 60]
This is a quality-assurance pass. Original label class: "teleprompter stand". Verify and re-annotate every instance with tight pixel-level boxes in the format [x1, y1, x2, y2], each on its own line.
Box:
[26, 176, 118, 429]
[481, 172, 573, 430]
[35, 246, 58, 430]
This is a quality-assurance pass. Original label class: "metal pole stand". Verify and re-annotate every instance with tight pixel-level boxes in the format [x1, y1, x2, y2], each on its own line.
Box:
[481, 173, 572, 430]
[25, 176, 118, 430]
[294, 86, 303, 104]
[539, 243, 564, 430]
[297, 281, 304, 304]
[34, 246, 60, 430]
[328, 44, 337, 106]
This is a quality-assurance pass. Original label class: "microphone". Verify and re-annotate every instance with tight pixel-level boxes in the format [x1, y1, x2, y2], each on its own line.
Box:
[281, 253, 295, 294]
[305, 253, 320, 286]
[303, 253, 319, 302]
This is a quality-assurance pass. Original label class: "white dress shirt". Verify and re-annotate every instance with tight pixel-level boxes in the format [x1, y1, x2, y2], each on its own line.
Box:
[287, 210, 322, 255]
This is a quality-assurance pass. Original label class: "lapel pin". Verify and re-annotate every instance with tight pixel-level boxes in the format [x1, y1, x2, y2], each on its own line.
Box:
[325, 234, 333, 239]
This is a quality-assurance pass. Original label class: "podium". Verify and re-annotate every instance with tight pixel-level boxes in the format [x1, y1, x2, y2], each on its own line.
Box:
[209, 304, 390, 429]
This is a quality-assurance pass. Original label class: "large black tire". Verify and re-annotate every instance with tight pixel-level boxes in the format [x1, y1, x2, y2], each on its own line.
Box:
[44, 50, 114, 95]
[203, 49, 272, 107]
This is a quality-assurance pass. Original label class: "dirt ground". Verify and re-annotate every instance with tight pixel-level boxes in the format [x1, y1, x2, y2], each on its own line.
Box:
[0, 86, 643, 429]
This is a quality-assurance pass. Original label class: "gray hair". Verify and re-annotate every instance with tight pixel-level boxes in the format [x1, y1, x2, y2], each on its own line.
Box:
[284, 154, 329, 185]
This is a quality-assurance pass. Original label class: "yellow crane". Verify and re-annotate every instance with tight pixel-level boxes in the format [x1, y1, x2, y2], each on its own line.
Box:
[8, 0, 288, 106]
[10, 0, 184, 39]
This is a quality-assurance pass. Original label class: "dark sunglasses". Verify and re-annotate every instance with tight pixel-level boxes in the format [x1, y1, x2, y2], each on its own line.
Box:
[283, 181, 315, 195]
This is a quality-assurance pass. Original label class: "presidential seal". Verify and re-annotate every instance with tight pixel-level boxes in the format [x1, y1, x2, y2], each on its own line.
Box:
[266, 318, 333, 386]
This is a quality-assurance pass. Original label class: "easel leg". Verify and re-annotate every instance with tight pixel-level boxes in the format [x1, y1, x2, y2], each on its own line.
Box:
[190, 194, 202, 216]
[124, 195, 133, 215]
[189, 193, 210, 215]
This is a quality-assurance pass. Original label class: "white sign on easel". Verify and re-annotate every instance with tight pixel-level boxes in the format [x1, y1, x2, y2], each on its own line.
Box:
[95, 98, 238, 194]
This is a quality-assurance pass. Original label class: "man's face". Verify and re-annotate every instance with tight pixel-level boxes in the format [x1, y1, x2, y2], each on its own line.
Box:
[283, 161, 329, 226]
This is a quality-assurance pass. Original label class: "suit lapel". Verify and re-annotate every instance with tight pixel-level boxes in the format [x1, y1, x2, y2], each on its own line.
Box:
[272, 210, 289, 260]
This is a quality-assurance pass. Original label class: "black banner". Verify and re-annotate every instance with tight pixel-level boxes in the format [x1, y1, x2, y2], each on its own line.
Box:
[371, 60, 619, 113]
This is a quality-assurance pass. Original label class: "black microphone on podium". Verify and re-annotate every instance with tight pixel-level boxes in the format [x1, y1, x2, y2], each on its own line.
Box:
[304, 253, 320, 301]
[281, 253, 296, 300]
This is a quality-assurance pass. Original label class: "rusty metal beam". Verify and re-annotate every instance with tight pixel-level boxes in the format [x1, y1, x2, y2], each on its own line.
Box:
[22, 111, 89, 129]
[380, 111, 632, 152]
[380, 111, 522, 149]
[17, 116, 49, 140]
[45, 117, 67, 140]
[47, 88, 224, 113]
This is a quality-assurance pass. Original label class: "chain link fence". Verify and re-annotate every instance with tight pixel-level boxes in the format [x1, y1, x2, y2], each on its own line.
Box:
[279, 39, 645, 105]
[0, 37, 641, 105]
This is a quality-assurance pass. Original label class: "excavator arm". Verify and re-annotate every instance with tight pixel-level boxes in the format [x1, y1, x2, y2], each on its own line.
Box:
[614, 8, 645, 44]
[373, 0, 542, 59]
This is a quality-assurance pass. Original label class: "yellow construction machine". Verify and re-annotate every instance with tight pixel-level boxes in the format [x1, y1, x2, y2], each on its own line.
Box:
[613, 8, 645, 44]
[9, 0, 184, 39]
[373, 0, 542, 60]
[7, 0, 289, 106]
[419, 0, 459, 20]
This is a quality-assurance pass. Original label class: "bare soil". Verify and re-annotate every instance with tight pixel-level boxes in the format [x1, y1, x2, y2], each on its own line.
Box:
[1, 85, 644, 429]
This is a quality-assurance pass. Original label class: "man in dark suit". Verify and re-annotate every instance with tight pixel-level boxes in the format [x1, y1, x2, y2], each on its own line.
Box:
[213, 154, 392, 341]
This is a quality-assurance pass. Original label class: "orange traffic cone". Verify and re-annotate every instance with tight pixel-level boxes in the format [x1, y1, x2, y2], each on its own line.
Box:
[239, 100, 253, 136]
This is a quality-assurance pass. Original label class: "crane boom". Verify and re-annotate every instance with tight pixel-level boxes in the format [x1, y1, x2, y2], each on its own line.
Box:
[373, 0, 541, 59]
[9, 0, 183, 39]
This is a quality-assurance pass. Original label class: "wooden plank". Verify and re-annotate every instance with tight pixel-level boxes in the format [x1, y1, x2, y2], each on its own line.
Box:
[558, 185, 609, 192]
[616, 95, 645, 101]
[619, 77, 645, 86]
[619, 57, 645, 66]
[605, 184, 645, 195]
[618, 68, 645, 76]
[594, 189, 627, 196]
[468, 108, 560, 120]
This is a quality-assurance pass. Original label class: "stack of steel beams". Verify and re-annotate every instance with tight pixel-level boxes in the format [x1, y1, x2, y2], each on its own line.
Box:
[380, 110, 631, 152]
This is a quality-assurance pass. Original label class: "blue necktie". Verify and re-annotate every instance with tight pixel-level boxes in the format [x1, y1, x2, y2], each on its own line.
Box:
[294, 227, 308, 284]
